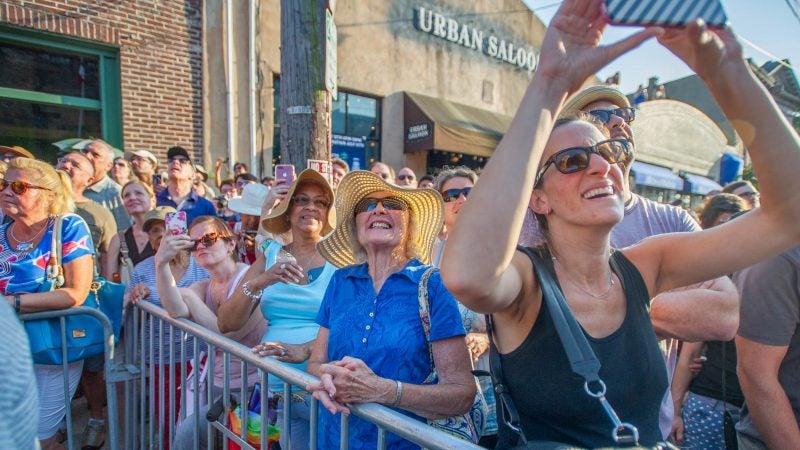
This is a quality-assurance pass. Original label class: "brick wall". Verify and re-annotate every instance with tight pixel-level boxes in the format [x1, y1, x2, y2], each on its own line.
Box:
[0, 0, 204, 162]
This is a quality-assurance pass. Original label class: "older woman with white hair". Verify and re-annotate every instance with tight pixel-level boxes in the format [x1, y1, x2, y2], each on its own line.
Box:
[306, 170, 476, 449]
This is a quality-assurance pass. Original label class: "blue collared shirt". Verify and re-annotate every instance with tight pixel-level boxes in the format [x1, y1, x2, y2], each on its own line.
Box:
[156, 187, 217, 226]
[315, 259, 466, 450]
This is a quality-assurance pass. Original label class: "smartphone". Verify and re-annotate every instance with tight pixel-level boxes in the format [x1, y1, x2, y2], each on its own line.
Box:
[275, 164, 296, 185]
[164, 211, 188, 236]
[152, 174, 162, 186]
[604, 0, 728, 28]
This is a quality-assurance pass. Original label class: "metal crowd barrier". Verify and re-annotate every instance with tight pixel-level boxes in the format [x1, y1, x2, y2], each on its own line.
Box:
[125, 301, 484, 450]
[19, 306, 122, 450]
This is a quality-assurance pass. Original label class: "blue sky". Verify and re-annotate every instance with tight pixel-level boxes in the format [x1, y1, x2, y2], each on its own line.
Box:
[523, 0, 800, 94]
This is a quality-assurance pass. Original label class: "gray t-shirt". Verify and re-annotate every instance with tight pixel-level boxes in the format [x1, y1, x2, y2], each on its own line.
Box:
[0, 300, 39, 449]
[519, 193, 701, 438]
[85, 175, 133, 230]
[733, 246, 800, 443]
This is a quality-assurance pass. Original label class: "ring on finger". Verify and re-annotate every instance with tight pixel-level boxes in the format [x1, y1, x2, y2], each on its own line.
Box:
[279, 348, 287, 357]
[280, 263, 286, 270]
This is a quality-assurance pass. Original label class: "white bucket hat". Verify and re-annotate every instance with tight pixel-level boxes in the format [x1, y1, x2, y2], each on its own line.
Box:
[228, 183, 269, 217]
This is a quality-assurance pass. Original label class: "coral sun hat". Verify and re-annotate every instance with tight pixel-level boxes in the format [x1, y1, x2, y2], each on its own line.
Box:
[317, 170, 444, 268]
[261, 168, 336, 236]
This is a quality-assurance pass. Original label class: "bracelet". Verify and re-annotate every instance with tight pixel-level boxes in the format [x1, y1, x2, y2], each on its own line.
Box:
[391, 380, 403, 407]
[241, 281, 263, 303]
[13, 295, 21, 313]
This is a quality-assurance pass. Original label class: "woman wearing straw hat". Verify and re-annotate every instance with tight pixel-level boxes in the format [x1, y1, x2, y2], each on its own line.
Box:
[305, 170, 475, 449]
[218, 168, 337, 449]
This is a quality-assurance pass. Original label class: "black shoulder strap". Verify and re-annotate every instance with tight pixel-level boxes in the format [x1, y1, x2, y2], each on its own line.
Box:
[608, 250, 651, 308]
[487, 246, 641, 446]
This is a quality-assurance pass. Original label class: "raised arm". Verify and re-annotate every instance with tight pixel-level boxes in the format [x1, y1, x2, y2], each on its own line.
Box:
[154, 233, 195, 319]
[626, 23, 800, 294]
[441, 0, 657, 312]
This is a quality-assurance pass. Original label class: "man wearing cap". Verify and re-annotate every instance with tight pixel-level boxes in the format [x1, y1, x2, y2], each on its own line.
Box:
[521, 85, 739, 440]
[156, 146, 216, 226]
[83, 139, 133, 230]
[192, 164, 217, 200]
[127, 148, 159, 186]
[56, 150, 118, 450]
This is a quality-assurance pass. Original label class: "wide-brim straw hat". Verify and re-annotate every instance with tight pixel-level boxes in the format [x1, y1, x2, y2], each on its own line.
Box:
[261, 168, 336, 236]
[560, 85, 631, 118]
[317, 170, 444, 268]
[0, 145, 34, 159]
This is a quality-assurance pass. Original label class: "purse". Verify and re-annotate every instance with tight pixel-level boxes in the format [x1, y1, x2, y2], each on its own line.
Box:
[23, 214, 124, 365]
[485, 247, 677, 450]
[416, 266, 486, 443]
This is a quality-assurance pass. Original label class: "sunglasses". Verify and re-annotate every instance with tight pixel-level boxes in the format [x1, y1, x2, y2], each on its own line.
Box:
[291, 194, 331, 209]
[191, 232, 226, 251]
[588, 107, 636, 125]
[535, 139, 632, 186]
[1, 154, 18, 162]
[0, 179, 51, 195]
[441, 187, 471, 202]
[113, 161, 129, 167]
[169, 157, 191, 165]
[738, 191, 759, 199]
[354, 197, 408, 215]
[397, 174, 415, 181]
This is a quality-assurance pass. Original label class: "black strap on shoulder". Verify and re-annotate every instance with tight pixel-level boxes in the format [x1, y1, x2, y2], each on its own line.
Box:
[487, 246, 641, 446]
[608, 250, 650, 308]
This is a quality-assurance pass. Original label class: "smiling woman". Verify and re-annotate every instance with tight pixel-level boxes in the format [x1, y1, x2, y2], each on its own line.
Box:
[217, 168, 337, 449]
[305, 170, 477, 449]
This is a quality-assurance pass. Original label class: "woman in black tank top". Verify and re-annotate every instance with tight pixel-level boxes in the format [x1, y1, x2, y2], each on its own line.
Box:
[440, 1, 800, 447]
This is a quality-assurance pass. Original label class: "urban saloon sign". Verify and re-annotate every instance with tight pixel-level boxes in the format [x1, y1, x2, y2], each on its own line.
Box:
[414, 6, 538, 72]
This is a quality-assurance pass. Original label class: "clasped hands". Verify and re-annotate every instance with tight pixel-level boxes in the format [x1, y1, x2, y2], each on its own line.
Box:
[306, 356, 392, 415]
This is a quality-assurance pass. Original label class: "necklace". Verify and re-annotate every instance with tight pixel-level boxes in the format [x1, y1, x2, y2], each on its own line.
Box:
[282, 244, 321, 278]
[552, 256, 615, 299]
[9, 216, 52, 252]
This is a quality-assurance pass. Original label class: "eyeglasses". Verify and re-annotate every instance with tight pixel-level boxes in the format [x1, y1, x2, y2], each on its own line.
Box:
[291, 194, 331, 209]
[354, 197, 408, 215]
[0, 179, 51, 195]
[738, 191, 760, 199]
[191, 232, 225, 251]
[169, 157, 191, 165]
[397, 174, 415, 181]
[113, 161, 129, 167]
[441, 187, 471, 202]
[535, 139, 632, 186]
[588, 107, 636, 125]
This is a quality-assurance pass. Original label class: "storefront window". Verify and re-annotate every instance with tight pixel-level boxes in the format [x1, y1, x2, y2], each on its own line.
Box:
[0, 26, 122, 161]
[272, 81, 381, 171]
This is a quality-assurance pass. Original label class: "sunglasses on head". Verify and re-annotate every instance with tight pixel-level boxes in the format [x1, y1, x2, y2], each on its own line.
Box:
[291, 194, 331, 209]
[191, 232, 226, 251]
[354, 196, 408, 215]
[441, 187, 471, 202]
[534, 139, 632, 186]
[588, 107, 635, 125]
[0, 179, 51, 195]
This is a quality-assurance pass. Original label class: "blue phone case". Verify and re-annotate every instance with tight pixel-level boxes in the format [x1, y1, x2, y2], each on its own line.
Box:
[605, 0, 728, 28]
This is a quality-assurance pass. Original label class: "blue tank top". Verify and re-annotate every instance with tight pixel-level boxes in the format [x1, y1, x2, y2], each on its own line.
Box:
[496, 248, 667, 447]
[260, 240, 335, 392]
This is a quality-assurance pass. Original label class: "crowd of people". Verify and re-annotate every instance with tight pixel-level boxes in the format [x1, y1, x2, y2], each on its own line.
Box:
[2, 1, 800, 449]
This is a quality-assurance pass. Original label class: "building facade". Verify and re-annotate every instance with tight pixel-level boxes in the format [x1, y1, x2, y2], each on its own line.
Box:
[0, 0, 203, 162]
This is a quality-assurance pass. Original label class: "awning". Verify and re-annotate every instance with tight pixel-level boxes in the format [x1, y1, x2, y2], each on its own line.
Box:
[403, 92, 512, 158]
[682, 173, 723, 195]
[630, 161, 683, 191]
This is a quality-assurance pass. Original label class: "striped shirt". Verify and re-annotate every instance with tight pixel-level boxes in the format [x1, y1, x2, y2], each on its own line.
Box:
[129, 255, 210, 362]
